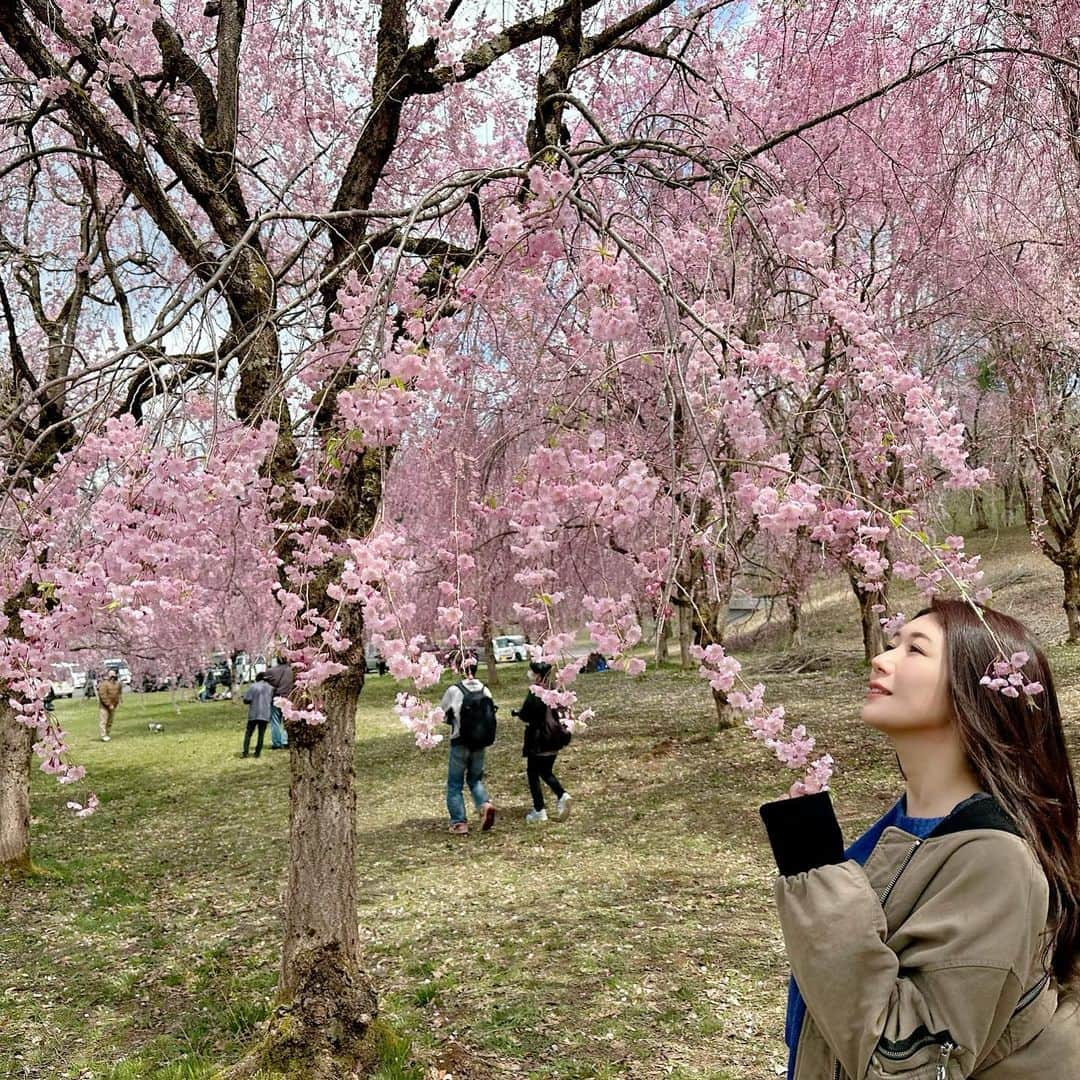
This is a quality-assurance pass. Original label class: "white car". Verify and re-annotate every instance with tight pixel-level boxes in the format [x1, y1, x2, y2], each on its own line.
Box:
[491, 635, 529, 663]
[102, 658, 132, 685]
[50, 665, 75, 698]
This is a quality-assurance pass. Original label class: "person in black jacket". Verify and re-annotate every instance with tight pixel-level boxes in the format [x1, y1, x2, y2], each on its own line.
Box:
[515, 661, 571, 824]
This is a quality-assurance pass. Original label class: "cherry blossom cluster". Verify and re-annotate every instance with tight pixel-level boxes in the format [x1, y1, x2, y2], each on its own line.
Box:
[691, 643, 835, 797]
[980, 652, 1045, 700]
[1, 410, 283, 810]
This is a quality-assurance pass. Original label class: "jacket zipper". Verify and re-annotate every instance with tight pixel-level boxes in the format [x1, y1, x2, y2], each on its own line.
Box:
[1012, 970, 1050, 1015]
[936, 1041, 955, 1079]
[829, 839, 924, 1080]
[877, 838, 922, 905]
[876, 1032, 953, 1061]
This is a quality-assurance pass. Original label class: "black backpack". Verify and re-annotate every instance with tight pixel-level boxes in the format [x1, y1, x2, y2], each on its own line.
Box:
[541, 704, 572, 752]
[456, 684, 497, 749]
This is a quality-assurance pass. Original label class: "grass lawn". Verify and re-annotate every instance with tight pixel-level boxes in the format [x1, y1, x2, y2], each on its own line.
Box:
[2, 534, 1079, 1079]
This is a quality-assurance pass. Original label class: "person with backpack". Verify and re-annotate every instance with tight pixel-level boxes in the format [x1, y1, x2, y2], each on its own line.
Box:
[439, 655, 497, 835]
[514, 661, 571, 824]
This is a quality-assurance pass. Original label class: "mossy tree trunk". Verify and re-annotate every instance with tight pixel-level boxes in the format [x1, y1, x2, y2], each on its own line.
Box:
[0, 702, 33, 875]
[849, 573, 887, 663]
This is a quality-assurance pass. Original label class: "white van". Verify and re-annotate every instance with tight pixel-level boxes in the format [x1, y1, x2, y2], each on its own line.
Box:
[491, 635, 529, 663]
[50, 664, 75, 698]
[51, 663, 87, 696]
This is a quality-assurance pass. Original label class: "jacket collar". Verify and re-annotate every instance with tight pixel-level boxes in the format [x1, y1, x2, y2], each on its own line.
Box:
[927, 792, 1022, 839]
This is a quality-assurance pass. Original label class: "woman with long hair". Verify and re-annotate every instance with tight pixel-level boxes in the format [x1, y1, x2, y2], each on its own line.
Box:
[760, 598, 1080, 1078]
[515, 661, 572, 824]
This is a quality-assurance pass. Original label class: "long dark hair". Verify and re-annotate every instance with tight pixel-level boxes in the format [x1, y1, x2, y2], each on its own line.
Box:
[925, 598, 1080, 982]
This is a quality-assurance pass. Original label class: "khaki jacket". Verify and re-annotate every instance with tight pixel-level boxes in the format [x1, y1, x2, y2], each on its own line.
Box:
[97, 678, 122, 710]
[779, 795, 1079, 1078]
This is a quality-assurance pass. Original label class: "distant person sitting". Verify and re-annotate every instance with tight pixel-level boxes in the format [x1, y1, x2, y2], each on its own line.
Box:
[97, 671, 122, 742]
[263, 655, 294, 749]
[241, 673, 273, 758]
[439, 655, 497, 835]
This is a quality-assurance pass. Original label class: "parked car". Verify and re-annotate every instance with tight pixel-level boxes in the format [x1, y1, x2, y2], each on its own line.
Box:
[50, 664, 75, 698]
[234, 652, 267, 683]
[102, 658, 132, 685]
[491, 635, 529, 662]
[51, 662, 87, 697]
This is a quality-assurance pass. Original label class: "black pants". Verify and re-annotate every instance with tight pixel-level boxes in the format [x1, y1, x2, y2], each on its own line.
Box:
[243, 720, 268, 757]
[527, 753, 564, 811]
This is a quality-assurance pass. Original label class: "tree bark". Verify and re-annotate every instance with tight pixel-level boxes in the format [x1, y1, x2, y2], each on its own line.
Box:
[849, 573, 886, 663]
[786, 591, 804, 651]
[677, 602, 692, 669]
[0, 702, 34, 875]
[1063, 562, 1080, 645]
[972, 488, 991, 532]
[655, 609, 670, 665]
[481, 615, 499, 687]
[690, 564, 736, 728]
[227, 666, 379, 1078]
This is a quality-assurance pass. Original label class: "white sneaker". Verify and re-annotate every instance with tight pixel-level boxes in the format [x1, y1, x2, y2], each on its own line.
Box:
[525, 808, 548, 824]
[556, 793, 572, 820]
[100, 735, 111, 742]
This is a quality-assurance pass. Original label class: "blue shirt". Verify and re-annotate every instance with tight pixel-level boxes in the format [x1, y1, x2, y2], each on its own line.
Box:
[784, 797, 945, 1078]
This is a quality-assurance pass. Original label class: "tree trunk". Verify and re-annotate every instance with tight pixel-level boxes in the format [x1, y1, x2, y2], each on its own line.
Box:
[655, 610, 670, 666]
[677, 603, 692, 669]
[1003, 476, 1021, 526]
[1064, 561, 1080, 645]
[481, 615, 499, 687]
[972, 488, 991, 532]
[0, 702, 34, 875]
[849, 574, 886, 663]
[226, 669, 378, 1078]
[786, 592, 804, 651]
[692, 573, 736, 729]
[710, 686, 737, 729]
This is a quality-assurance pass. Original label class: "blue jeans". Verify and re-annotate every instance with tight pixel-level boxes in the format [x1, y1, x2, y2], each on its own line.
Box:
[270, 705, 288, 748]
[446, 743, 490, 824]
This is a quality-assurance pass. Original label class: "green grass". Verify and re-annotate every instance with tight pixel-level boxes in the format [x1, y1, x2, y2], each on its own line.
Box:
[1, 530, 1078, 1078]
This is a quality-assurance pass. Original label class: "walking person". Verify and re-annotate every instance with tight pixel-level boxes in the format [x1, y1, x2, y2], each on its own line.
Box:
[263, 654, 294, 749]
[759, 598, 1080, 1079]
[439, 655, 497, 835]
[515, 661, 571, 824]
[241, 672, 273, 758]
[97, 670, 122, 742]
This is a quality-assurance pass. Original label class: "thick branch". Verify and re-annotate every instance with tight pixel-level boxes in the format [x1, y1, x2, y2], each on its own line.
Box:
[0, 4, 212, 279]
[213, 0, 246, 154]
[151, 16, 218, 144]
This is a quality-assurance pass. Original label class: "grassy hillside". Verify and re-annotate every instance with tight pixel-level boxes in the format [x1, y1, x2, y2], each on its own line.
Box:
[1, 528, 1077, 1079]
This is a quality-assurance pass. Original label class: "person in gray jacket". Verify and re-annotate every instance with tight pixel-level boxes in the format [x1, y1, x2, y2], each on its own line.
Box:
[760, 598, 1079, 1079]
[241, 672, 274, 758]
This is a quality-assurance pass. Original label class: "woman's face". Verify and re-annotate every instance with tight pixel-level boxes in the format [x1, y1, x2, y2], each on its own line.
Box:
[862, 613, 954, 734]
